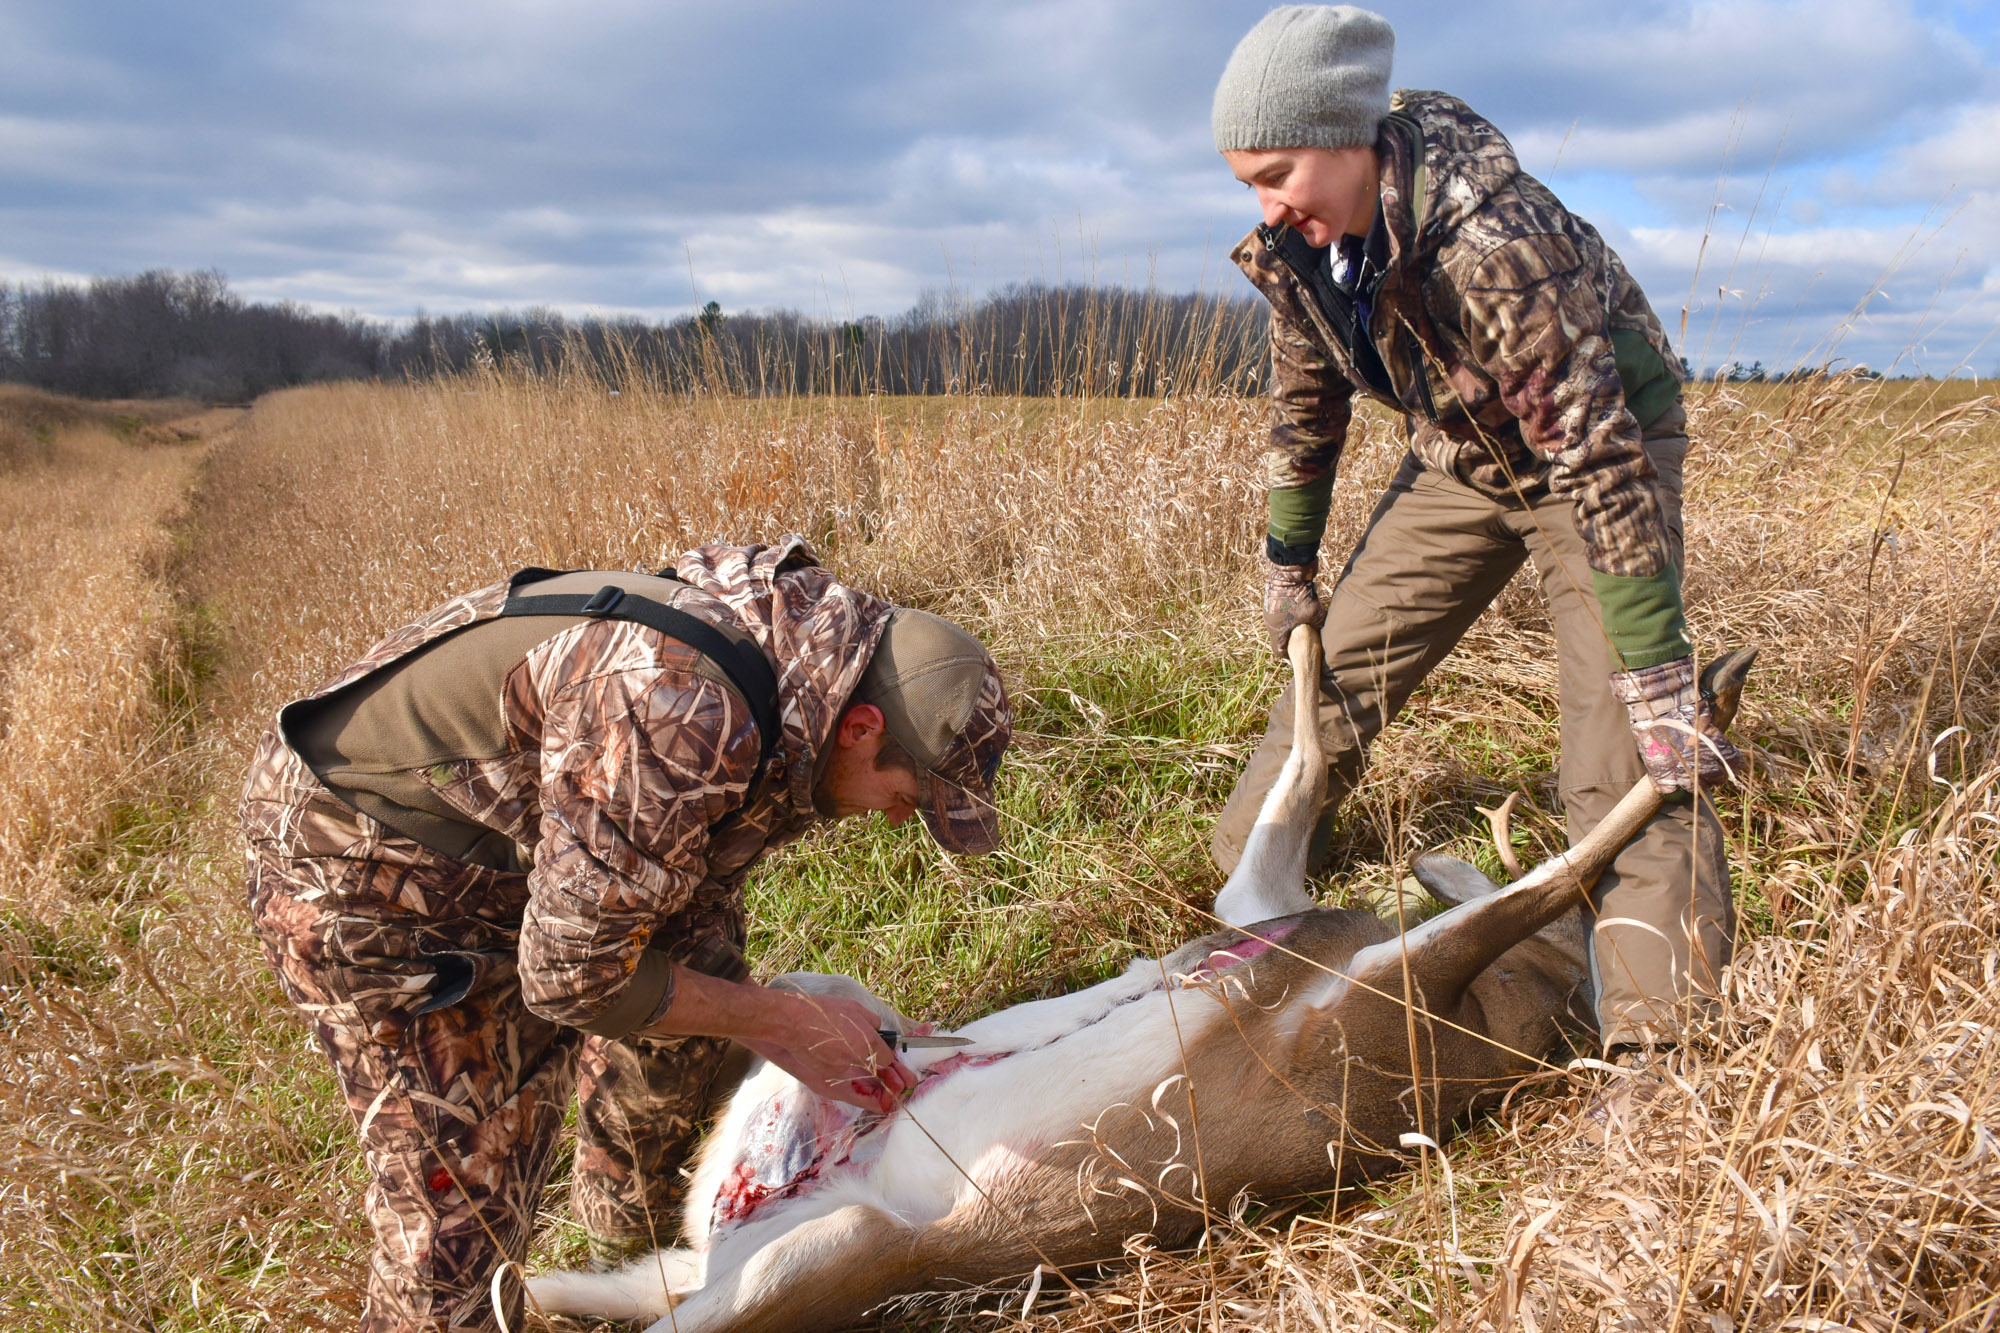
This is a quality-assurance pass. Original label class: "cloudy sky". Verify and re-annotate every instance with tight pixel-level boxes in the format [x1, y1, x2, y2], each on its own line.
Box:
[4, 0, 1998, 373]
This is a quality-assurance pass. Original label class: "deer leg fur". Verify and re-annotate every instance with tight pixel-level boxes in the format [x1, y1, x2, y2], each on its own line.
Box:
[1214, 626, 1328, 929]
[1314, 777, 1662, 1014]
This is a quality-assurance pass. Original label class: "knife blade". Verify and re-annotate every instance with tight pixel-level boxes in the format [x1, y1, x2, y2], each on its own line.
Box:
[879, 1029, 974, 1052]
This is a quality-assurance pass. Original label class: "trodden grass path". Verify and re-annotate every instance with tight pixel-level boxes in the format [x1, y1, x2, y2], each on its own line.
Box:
[0, 392, 363, 1332]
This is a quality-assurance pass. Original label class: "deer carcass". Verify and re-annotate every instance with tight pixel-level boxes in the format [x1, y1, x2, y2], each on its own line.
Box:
[529, 630, 1755, 1332]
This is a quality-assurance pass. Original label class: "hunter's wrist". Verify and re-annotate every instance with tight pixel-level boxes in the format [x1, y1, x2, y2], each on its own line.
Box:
[1265, 534, 1321, 567]
[737, 982, 810, 1045]
[640, 965, 780, 1044]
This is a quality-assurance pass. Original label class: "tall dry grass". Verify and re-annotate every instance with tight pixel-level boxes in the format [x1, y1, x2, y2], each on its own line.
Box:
[0, 387, 238, 906]
[1, 365, 1996, 1331]
[0, 390, 245, 1327]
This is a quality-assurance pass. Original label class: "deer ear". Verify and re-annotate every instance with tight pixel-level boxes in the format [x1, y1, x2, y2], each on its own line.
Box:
[1410, 854, 1503, 907]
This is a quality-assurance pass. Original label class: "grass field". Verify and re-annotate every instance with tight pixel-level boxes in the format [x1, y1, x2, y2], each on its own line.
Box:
[0, 369, 1996, 1331]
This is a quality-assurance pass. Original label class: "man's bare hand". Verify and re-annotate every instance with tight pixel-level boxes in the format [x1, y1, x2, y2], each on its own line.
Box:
[744, 992, 918, 1114]
[640, 966, 920, 1113]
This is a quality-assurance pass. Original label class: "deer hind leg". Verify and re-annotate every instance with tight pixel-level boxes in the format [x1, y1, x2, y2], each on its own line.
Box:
[1413, 851, 1588, 961]
[1216, 625, 1329, 929]
[526, 1247, 701, 1323]
[653, 1204, 922, 1333]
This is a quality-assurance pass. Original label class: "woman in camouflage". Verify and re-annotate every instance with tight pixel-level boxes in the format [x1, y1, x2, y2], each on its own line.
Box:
[1205, 6, 1741, 1058]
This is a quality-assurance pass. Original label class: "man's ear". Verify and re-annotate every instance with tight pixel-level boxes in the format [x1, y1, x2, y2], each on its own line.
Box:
[835, 701, 886, 749]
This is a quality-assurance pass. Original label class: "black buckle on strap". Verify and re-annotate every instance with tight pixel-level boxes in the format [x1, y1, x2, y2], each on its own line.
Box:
[582, 584, 626, 616]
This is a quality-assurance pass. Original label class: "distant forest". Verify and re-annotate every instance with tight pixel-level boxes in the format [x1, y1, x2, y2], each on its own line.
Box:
[0, 269, 1269, 402]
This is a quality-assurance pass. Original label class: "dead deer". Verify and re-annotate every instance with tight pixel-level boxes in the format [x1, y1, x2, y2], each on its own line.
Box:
[528, 629, 1755, 1332]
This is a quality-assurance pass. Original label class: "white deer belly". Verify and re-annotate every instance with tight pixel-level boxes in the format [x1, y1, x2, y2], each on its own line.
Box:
[702, 977, 1250, 1240]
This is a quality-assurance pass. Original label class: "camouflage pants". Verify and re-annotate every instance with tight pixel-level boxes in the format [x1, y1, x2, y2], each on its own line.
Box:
[244, 734, 735, 1333]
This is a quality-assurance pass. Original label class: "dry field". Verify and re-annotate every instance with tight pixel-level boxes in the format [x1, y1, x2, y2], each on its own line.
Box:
[0, 369, 1996, 1331]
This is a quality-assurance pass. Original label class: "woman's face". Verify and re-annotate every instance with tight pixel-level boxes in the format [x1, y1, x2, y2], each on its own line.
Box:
[1223, 145, 1381, 248]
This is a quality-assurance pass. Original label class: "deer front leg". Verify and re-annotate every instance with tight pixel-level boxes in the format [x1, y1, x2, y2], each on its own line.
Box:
[1317, 648, 1758, 1019]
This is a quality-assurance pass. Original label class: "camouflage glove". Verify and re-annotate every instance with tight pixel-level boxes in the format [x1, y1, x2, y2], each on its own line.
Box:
[1609, 657, 1744, 794]
[1263, 558, 1325, 657]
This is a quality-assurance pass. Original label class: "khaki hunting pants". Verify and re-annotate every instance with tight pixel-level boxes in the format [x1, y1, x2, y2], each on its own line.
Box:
[1211, 410, 1733, 1049]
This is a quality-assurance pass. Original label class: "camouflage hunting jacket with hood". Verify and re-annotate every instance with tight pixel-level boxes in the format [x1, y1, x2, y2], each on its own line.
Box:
[241, 537, 893, 1035]
[1235, 90, 1692, 669]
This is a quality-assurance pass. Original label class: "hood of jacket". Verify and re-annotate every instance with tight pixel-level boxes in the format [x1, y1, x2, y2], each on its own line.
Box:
[1346, 89, 1528, 332]
[674, 536, 894, 815]
[1392, 90, 1521, 256]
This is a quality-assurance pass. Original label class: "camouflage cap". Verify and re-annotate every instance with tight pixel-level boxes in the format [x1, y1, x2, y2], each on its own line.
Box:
[854, 610, 1013, 855]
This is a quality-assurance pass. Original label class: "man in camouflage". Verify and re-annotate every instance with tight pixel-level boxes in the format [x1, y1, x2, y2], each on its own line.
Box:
[243, 537, 1012, 1332]
[1207, 7, 1742, 1054]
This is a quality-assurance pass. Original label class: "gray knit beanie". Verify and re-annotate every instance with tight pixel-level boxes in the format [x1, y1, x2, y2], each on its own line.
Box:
[1212, 5, 1395, 153]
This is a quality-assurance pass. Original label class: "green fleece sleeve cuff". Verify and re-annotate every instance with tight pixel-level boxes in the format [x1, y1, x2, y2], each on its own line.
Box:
[1593, 566, 1693, 670]
[578, 949, 675, 1038]
[1267, 473, 1337, 552]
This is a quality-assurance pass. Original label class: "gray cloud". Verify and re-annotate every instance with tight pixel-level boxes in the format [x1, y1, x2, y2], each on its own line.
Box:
[1402, 0, 1983, 173]
[2, 0, 1996, 370]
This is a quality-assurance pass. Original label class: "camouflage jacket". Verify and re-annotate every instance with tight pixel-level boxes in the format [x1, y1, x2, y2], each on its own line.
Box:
[1236, 91, 1692, 665]
[242, 538, 892, 1032]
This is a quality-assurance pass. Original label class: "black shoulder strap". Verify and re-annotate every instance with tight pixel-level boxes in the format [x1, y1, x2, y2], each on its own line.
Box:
[501, 569, 782, 789]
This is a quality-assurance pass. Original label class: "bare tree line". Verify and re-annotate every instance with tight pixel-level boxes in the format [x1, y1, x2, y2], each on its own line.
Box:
[0, 270, 388, 401]
[0, 270, 1268, 402]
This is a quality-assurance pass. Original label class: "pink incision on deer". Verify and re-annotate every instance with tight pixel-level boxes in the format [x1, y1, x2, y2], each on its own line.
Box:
[709, 923, 1300, 1235]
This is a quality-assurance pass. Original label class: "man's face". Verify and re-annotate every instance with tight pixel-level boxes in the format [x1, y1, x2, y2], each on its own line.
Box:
[1223, 145, 1380, 248]
[815, 703, 922, 824]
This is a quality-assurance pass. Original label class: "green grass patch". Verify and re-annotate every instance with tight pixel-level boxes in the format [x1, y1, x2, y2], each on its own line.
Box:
[749, 634, 1271, 1023]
